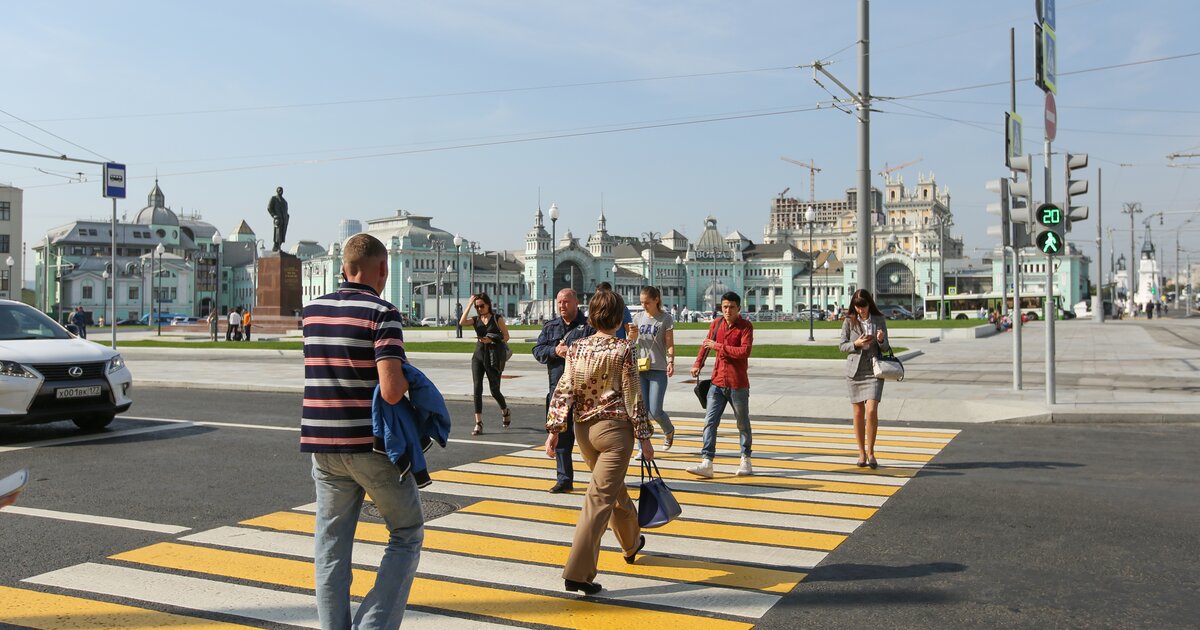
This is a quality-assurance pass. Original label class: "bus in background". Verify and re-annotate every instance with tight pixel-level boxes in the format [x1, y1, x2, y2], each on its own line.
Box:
[926, 292, 1074, 321]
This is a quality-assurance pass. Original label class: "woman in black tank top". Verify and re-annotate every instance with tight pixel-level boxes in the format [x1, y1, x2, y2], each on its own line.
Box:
[459, 293, 511, 435]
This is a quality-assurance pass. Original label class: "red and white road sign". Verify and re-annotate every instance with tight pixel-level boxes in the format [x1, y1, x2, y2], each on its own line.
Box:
[1044, 92, 1057, 142]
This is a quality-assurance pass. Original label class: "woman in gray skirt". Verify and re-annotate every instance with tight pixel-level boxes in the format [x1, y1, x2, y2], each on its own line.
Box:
[838, 289, 891, 469]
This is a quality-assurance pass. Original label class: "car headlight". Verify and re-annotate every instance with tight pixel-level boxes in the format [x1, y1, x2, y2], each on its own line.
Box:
[0, 360, 36, 379]
[107, 354, 126, 374]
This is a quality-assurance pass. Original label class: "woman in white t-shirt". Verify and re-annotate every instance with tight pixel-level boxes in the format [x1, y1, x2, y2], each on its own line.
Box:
[633, 286, 676, 450]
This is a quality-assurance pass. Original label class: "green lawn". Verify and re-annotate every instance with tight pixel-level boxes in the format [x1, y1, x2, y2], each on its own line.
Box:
[100, 339, 902, 359]
[503, 319, 984, 331]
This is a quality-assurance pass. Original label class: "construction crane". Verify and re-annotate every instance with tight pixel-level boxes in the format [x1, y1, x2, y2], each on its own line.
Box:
[878, 157, 923, 183]
[777, 187, 790, 198]
[780, 157, 821, 202]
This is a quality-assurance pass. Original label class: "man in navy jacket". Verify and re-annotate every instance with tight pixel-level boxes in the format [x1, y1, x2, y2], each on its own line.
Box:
[533, 288, 594, 493]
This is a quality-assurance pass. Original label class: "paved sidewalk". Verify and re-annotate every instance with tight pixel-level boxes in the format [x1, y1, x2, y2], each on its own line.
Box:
[114, 318, 1200, 425]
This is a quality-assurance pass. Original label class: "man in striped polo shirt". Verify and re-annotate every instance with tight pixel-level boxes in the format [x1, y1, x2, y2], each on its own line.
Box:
[302, 233, 422, 630]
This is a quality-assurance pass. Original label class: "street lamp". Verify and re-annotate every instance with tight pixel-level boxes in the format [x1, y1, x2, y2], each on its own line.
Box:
[251, 239, 266, 316]
[675, 255, 682, 308]
[431, 237, 448, 325]
[154, 242, 165, 336]
[447, 262, 456, 332]
[453, 234, 464, 338]
[823, 260, 830, 316]
[805, 205, 816, 342]
[549, 203, 559, 296]
[210, 231, 222, 317]
[4, 255, 13, 300]
[101, 269, 109, 328]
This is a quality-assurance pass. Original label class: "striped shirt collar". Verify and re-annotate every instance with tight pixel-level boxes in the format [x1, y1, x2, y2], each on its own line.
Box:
[337, 281, 379, 296]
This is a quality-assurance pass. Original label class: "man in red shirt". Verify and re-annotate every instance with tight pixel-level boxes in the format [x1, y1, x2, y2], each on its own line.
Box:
[687, 291, 754, 478]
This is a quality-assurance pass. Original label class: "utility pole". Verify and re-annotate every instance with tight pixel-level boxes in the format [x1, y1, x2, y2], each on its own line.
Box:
[810, 0, 872, 293]
[1094, 168, 1103, 321]
[1123, 202, 1142, 301]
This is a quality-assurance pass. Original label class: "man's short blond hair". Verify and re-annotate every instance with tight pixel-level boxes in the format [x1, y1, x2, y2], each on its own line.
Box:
[342, 233, 387, 275]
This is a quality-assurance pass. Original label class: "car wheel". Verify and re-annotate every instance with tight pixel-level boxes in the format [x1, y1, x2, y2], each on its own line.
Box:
[73, 413, 115, 431]
[1026, 311, 1039, 321]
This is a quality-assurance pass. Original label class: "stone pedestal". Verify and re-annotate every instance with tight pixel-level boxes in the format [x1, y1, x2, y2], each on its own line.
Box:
[254, 252, 303, 333]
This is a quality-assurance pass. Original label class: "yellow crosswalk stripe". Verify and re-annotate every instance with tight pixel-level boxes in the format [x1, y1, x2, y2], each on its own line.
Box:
[484, 454, 900, 496]
[668, 419, 959, 440]
[429, 470, 878, 519]
[461, 500, 847, 551]
[665, 437, 935, 462]
[653, 452, 917, 477]
[113, 542, 752, 630]
[242, 510, 804, 593]
[0, 585, 256, 629]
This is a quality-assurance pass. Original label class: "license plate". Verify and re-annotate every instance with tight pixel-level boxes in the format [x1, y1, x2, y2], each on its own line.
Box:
[56, 386, 102, 399]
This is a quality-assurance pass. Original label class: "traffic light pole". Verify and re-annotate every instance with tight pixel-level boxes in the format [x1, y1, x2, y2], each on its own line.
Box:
[1044, 138, 1056, 405]
[1009, 27, 1023, 391]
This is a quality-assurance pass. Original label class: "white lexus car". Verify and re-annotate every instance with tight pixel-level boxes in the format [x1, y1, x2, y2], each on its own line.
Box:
[0, 299, 132, 430]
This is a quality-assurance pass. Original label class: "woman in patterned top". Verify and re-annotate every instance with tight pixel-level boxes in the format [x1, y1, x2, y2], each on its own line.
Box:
[545, 289, 653, 596]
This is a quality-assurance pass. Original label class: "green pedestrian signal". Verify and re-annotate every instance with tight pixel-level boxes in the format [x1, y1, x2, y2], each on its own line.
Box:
[1036, 230, 1062, 254]
[1033, 202, 1066, 256]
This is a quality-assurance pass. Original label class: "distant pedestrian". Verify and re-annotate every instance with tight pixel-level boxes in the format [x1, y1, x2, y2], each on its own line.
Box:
[302, 233, 423, 628]
[208, 310, 219, 341]
[546, 289, 652, 596]
[460, 293, 511, 435]
[680, 305, 690, 323]
[227, 308, 240, 341]
[1146, 301, 1154, 320]
[687, 291, 755, 478]
[71, 306, 88, 338]
[978, 306, 988, 320]
[242, 308, 252, 341]
[633, 286, 676, 452]
[533, 289, 595, 493]
[839, 289, 891, 469]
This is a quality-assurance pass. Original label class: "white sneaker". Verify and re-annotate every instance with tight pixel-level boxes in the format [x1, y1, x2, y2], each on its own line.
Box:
[634, 448, 644, 461]
[736, 456, 753, 476]
[686, 458, 714, 479]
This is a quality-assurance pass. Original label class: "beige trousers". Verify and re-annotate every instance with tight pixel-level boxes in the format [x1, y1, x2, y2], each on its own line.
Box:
[563, 417, 641, 583]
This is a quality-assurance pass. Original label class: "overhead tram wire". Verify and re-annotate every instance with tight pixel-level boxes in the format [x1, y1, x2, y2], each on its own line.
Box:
[0, 122, 66, 156]
[20, 103, 825, 189]
[0, 107, 110, 161]
[880, 50, 1200, 101]
[28, 65, 801, 123]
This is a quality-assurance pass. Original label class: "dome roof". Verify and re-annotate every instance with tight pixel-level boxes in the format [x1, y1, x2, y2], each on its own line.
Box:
[134, 181, 179, 226]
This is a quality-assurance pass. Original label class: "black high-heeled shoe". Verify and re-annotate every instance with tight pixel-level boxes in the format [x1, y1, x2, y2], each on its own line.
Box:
[868, 456, 878, 470]
[624, 535, 646, 564]
[564, 579, 602, 595]
[501, 408, 511, 429]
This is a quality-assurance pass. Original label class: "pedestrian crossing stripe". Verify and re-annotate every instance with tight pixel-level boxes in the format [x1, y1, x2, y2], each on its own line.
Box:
[461, 500, 848, 551]
[663, 436, 935, 462]
[667, 418, 960, 440]
[0, 584, 258, 629]
[24, 563, 516, 630]
[399, 481, 865, 534]
[481, 454, 901, 496]
[249, 510, 805, 593]
[452, 462, 889, 508]
[652, 452, 918, 477]
[112, 542, 754, 630]
[429, 469, 880, 519]
[659, 432, 943, 456]
[180, 525, 784, 619]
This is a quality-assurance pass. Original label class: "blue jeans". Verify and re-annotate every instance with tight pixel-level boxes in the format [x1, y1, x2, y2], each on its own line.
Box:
[700, 386, 752, 460]
[638, 369, 675, 436]
[548, 391, 575, 484]
[312, 452, 425, 630]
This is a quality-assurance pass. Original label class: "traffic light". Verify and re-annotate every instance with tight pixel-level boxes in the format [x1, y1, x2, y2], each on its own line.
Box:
[1034, 203, 1066, 256]
[1009, 155, 1034, 249]
[1064, 152, 1089, 231]
[986, 178, 1010, 247]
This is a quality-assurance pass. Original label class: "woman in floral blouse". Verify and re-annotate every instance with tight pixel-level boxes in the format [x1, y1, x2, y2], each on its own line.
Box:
[545, 289, 653, 596]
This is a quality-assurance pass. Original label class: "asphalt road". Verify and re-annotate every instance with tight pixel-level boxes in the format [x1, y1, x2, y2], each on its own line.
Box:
[2, 389, 1198, 628]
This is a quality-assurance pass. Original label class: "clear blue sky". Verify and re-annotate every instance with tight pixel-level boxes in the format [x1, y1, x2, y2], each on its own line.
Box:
[4, 0, 1200, 280]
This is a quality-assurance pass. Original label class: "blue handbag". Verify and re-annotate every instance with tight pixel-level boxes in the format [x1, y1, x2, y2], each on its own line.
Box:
[637, 459, 682, 528]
